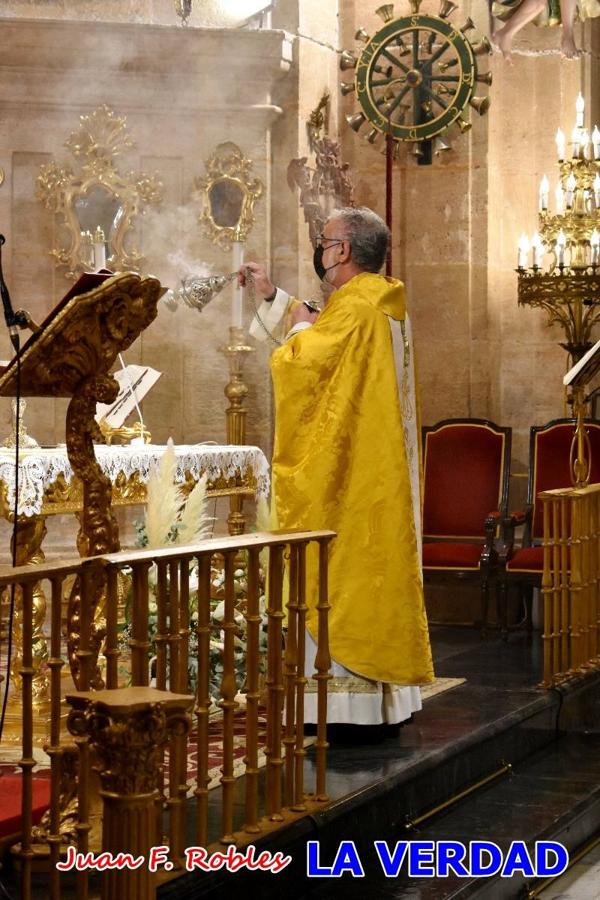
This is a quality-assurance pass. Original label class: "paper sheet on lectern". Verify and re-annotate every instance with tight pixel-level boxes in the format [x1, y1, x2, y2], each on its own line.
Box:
[95, 365, 161, 428]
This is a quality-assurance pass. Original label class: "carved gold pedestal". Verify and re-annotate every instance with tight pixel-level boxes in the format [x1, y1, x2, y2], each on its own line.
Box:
[221, 326, 254, 535]
[67, 688, 193, 900]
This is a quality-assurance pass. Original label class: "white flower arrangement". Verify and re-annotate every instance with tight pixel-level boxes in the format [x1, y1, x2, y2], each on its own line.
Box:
[123, 439, 269, 702]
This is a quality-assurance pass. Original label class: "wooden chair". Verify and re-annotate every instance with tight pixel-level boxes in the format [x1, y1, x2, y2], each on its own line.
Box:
[422, 418, 512, 635]
[499, 418, 600, 639]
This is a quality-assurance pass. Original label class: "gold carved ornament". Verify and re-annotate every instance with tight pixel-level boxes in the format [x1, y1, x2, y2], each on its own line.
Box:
[36, 105, 163, 278]
[288, 91, 356, 249]
[195, 141, 263, 250]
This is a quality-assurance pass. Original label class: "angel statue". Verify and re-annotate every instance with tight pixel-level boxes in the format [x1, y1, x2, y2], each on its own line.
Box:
[491, 0, 600, 59]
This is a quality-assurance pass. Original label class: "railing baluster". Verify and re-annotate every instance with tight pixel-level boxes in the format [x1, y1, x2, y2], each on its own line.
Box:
[105, 565, 119, 689]
[315, 538, 332, 802]
[283, 544, 299, 807]
[48, 575, 65, 900]
[220, 550, 237, 842]
[179, 558, 190, 695]
[20, 579, 34, 900]
[130, 561, 150, 687]
[560, 495, 570, 676]
[169, 560, 180, 693]
[75, 565, 93, 900]
[244, 546, 261, 834]
[293, 541, 308, 812]
[265, 543, 284, 821]
[581, 492, 591, 666]
[552, 499, 561, 677]
[167, 556, 185, 868]
[570, 495, 583, 672]
[168, 558, 190, 868]
[542, 496, 553, 686]
[194, 552, 212, 847]
[155, 560, 168, 690]
[593, 491, 600, 660]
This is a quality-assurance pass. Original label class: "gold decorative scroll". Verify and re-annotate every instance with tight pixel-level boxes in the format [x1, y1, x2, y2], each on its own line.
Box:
[195, 142, 263, 249]
[37, 105, 163, 278]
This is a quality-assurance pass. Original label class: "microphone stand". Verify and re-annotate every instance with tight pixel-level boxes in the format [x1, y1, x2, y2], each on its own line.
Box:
[0, 235, 31, 353]
[0, 234, 25, 742]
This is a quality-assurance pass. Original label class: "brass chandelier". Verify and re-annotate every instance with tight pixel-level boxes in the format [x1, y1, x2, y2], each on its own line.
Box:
[517, 93, 600, 365]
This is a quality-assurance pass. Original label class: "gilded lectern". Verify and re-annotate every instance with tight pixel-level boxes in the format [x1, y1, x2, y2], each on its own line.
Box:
[0, 270, 165, 687]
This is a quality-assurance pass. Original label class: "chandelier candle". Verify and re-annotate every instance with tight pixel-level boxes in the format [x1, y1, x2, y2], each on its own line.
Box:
[593, 126, 600, 161]
[539, 175, 549, 212]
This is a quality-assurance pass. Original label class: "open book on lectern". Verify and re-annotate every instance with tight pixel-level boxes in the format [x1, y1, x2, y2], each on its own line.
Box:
[564, 339, 600, 388]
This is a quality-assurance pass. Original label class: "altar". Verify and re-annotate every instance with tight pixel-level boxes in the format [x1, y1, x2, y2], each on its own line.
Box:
[0, 442, 270, 722]
[0, 442, 270, 565]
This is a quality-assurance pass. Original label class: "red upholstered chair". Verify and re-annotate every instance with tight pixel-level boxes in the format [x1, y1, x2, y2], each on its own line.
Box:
[422, 418, 512, 635]
[500, 418, 600, 639]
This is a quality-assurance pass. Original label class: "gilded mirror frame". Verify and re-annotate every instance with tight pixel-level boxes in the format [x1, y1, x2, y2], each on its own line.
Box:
[195, 142, 263, 250]
[37, 105, 163, 278]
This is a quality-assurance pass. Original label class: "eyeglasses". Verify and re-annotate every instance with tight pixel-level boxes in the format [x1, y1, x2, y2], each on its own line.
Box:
[316, 234, 346, 248]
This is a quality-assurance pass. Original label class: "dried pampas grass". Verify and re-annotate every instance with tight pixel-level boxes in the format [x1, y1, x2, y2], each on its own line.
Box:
[176, 473, 213, 545]
[145, 440, 214, 550]
[146, 439, 182, 549]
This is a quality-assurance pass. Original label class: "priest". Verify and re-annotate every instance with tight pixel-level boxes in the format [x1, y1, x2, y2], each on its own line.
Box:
[241, 206, 434, 736]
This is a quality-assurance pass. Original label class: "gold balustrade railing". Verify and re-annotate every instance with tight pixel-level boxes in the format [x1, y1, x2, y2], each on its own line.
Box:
[541, 483, 600, 686]
[0, 529, 334, 900]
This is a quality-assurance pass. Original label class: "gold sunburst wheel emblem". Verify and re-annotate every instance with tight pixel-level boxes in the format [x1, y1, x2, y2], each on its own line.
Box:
[341, 1, 492, 159]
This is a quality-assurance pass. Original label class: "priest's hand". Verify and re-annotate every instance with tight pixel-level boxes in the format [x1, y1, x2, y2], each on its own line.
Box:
[290, 302, 319, 327]
[238, 261, 275, 299]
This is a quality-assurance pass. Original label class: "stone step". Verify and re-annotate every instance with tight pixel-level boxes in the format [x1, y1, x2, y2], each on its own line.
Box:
[159, 664, 600, 899]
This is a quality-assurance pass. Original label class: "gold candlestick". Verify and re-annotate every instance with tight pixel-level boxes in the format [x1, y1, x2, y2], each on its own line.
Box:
[221, 326, 254, 534]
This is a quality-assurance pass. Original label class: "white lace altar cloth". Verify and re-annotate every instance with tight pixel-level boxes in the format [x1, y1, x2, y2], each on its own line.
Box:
[0, 444, 270, 518]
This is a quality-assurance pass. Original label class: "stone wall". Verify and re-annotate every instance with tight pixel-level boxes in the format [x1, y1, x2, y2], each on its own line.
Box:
[0, 17, 293, 455]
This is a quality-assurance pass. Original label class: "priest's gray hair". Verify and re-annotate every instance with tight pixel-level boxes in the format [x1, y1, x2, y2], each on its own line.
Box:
[328, 206, 390, 273]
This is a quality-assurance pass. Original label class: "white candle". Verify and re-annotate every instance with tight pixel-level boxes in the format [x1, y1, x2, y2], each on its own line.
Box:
[581, 129, 590, 159]
[555, 183, 565, 214]
[556, 127, 566, 161]
[556, 230, 566, 267]
[531, 232, 544, 268]
[566, 173, 577, 208]
[518, 233, 530, 269]
[592, 229, 600, 266]
[232, 241, 244, 328]
[539, 175, 549, 212]
[594, 173, 600, 208]
[93, 226, 106, 270]
[571, 126, 580, 159]
[593, 125, 600, 160]
[576, 92, 585, 128]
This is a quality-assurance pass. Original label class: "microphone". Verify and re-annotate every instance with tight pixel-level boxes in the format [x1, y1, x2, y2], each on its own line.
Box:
[0, 234, 26, 352]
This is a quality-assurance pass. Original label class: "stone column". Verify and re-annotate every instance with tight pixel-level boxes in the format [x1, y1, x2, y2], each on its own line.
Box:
[66, 687, 193, 900]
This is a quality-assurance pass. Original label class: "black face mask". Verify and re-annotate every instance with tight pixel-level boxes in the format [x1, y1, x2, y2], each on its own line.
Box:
[313, 241, 343, 281]
[313, 244, 327, 280]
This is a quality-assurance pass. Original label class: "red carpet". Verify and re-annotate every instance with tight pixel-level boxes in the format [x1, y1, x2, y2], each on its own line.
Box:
[0, 765, 50, 840]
